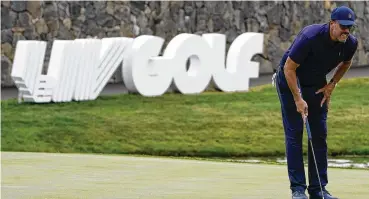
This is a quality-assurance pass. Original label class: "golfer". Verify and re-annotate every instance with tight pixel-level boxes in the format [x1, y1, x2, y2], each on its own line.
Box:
[274, 6, 358, 199]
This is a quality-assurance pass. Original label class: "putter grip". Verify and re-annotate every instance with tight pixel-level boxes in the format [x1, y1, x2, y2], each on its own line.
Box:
[305, 120, 313, 140]
[296, 80, 313, 140]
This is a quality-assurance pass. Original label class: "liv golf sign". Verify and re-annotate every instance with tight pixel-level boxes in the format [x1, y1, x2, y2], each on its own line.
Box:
[11, 33, 264, 103]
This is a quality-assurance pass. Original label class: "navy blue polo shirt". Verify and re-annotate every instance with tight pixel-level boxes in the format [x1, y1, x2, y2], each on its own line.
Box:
[279, 23, 358, 87]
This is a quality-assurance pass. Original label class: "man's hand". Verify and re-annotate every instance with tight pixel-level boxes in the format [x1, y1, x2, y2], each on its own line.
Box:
[315, 59, 352, 109]
[315, 82, 336, 108]
[295, 98, 308, 123]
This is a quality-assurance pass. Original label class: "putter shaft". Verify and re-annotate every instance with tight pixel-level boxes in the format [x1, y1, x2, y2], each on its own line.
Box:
[306, 120, 325, 199]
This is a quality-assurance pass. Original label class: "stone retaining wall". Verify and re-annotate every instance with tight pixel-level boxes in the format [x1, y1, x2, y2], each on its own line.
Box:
[2, 1, 368, 87]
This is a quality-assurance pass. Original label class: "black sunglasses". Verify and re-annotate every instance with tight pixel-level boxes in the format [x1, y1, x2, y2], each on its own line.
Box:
[338, 23, 356, 32]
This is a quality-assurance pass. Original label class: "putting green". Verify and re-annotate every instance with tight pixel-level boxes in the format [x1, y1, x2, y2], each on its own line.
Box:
[2, 152, 368, 199]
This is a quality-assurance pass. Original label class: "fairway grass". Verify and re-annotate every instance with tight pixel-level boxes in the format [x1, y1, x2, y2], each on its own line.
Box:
[1, 77, 369, 158]
[2, 152, 369, 199]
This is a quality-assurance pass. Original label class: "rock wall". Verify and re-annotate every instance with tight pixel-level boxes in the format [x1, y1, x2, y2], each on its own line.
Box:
[2, 1, 369, 87]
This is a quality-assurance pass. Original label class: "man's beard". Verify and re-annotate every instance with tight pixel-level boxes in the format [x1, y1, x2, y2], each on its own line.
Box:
[337, 33, 349, 43]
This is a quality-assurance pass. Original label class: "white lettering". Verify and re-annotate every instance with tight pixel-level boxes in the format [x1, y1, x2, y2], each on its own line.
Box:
[122, 35, 172, 96]
[50, 40, 80, 102]
[11, 32, 264, 104]
[72, 39, 97, 101]
[11, 41, 55, 103]
[226, 32, 264, 91]
[91, 37, 132, 100]
[163, 33, 213, 94]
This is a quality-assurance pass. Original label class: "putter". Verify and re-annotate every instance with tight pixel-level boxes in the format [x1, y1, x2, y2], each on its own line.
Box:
[297, 78, 325, 199]
[305, 117, 325, 199]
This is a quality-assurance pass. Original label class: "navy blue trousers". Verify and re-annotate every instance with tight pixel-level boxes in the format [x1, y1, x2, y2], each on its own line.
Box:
[275, 70, 328, 194]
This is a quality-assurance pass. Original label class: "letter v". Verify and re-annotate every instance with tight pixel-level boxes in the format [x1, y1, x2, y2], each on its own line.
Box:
[89, 37, 133, 100]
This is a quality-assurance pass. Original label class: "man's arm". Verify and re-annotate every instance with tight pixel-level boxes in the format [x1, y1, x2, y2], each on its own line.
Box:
[329, 59, 353, 85]
[282, 33, 311, 121]
[284, 56, 309, 121]
[316, 39, 358, 107]
[330, 39, 358, 85]
[284, 57, 302, 101]
[283, 32, 310, 100]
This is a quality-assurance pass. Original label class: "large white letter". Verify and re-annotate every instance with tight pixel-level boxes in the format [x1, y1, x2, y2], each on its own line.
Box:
[203, 33, 264, 92]
[11, 41, 55, 103]
[163, 33, 212, 94]
[49, 40, 86, 102]
[226, 33, 264, 91]
[90, 37, 133, 100]
[71, 39, 99, 101]
[202, 33, 231, 92]
[123, 35, 173, 96]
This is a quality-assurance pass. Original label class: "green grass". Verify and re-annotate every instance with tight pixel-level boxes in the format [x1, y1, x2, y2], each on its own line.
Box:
[2, 152, 369, 199]
[2, 77, 369, 158]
